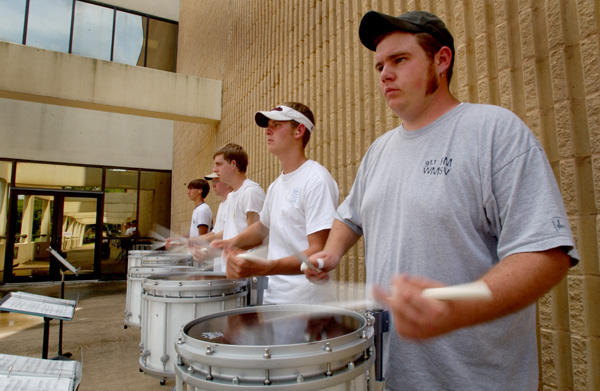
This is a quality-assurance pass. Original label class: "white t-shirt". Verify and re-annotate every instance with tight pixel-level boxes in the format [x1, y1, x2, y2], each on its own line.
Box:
[189, 203, 212, 238]
[221, 179, 265, 271]
[210, 199, 229, 270]
[260, 160, 339, 305]
[212, 199, 228, 234]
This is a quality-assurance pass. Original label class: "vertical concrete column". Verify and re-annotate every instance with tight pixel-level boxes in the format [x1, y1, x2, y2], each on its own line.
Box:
[76, 222, 85, 248]
[20, 195, 34, 244]
[40, 199, 51, 240]
[62, 217, 70, 250]
[0, 181, 7, 238]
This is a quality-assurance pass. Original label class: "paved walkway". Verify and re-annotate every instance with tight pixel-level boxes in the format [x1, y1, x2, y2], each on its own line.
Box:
[0, 280, 175, 390]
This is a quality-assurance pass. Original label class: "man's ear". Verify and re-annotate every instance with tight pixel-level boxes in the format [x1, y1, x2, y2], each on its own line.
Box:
[230, 159, 237, 169]
[295, 124, 306, 138]
[436, 46, 452, 75]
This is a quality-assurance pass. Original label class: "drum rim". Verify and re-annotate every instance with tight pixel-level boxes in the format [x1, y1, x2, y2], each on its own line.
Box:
[180, 304, 370, 348]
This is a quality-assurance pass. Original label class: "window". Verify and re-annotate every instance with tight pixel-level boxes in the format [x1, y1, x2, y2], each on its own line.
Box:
[26, 0, 72, 53]
[0, 0, 177, 71]
[71, 1, 113, 61]
[0, 0, 26, 44]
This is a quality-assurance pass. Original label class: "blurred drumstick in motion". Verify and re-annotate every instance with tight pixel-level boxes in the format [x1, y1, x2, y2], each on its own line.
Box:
[236, 245, 269, 263]
[320, 280, 493, 311]
[149, 225, 188, 251]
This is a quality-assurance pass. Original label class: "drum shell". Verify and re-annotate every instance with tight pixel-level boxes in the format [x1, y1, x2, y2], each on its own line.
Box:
[124, 265, 196, 328]
[140, 272, 249, 379]
[140, 253, 192, 267]
[174, 304, 374, 391]
[127, 250, 166, 270]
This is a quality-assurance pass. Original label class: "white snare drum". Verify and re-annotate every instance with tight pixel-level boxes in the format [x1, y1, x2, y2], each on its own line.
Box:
[174, 304, 375, 391]
[127, 250, 166, 270]
[140, 253, 193, 267]
[139, 272, 249, 381]
[124, 265, 196, 328]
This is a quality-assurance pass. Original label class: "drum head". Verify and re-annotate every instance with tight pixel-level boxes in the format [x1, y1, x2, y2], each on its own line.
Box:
[185, 305, 361, 346]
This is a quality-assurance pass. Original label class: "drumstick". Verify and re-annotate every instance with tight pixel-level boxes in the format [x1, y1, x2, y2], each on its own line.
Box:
[296, 254, 328, 285]
[237, 246, 269, 263]
[323, 281, 493, 311]
[421, 281, 492, 300]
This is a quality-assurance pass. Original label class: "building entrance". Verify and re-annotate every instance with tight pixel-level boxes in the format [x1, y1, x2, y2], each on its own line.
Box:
[3, 188, 103, 283]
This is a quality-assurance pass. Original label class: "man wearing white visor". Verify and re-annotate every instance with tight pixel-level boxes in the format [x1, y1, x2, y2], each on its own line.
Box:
[213, 102, 339, 305]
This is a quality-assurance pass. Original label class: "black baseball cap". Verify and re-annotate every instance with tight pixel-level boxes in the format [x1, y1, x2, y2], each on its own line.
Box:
[359, 10, 454, 55]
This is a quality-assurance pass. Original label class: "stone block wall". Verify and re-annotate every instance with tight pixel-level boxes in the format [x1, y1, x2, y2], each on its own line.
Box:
[174, 1, 600, 388]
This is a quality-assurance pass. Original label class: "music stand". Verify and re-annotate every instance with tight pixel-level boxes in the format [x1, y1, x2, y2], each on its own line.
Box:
[47, 247, 79, 360]
[0, 292, 77, 359]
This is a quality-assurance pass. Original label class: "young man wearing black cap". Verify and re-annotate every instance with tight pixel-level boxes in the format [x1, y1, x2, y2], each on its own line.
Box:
[214, 102, 339, 305]
[305, 10, 579, 390]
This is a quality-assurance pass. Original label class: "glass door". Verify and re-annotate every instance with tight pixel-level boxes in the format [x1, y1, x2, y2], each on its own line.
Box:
[4, 189, 102, 282]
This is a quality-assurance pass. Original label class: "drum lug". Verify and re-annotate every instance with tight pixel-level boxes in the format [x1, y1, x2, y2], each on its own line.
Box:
[206, 346, 213, 355]
[324, 343, 333, 376]
[263, 348, 271, 359]
[232, 376, 240, 385]
[141, 349, 150, 358]
[160, 354, 170, 364]
[264, 369, 271, 385]
[296, 374, 304, 383]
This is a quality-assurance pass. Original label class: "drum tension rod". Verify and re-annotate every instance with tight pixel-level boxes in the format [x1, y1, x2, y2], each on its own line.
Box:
[325, 343, 333, 376]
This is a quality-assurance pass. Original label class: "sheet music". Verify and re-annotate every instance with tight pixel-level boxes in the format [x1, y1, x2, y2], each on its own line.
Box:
[0, 292, 76, 320]
[0, 377, 74, 391]
[0, 353, 80, 391]
[0, 354, 77, 378]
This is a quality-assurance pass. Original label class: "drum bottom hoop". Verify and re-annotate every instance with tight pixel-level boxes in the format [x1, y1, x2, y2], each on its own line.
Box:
[174, 354, 373, 391]
[139, 357, 175, 379]
[123, 318, 141, 328]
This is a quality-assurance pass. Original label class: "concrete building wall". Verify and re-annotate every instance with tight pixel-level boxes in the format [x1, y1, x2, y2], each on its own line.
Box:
[173, 1, 599, 389]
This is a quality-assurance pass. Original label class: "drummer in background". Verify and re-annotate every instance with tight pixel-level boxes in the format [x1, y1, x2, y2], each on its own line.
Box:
[213, 102, 339, 305]
[203, 172, 233, 238]
[202, 172, 233, 270]
[190, 143, 265, 271]
[304, 10, 579, 391]
[165, 179, 212, 250]
[186, 179, 212, 237]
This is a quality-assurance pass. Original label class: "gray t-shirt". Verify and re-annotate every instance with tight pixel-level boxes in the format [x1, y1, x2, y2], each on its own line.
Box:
[337, 103, 578, 391]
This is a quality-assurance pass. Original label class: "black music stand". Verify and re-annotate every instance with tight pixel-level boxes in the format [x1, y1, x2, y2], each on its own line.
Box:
[0, 291, 77, 359]
[47, 247, 80, 359]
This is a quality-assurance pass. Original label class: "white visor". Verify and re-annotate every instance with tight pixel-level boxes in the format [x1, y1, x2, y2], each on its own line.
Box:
[255, 105, 315, 133]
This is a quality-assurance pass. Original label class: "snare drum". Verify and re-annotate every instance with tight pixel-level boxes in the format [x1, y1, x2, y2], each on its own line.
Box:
[127, 250, 165, 270]
[140, 253, 193, 267]
[139, 272, 249, 381]
[174, 304, 375, 391]
[124, 265, 196, 328]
